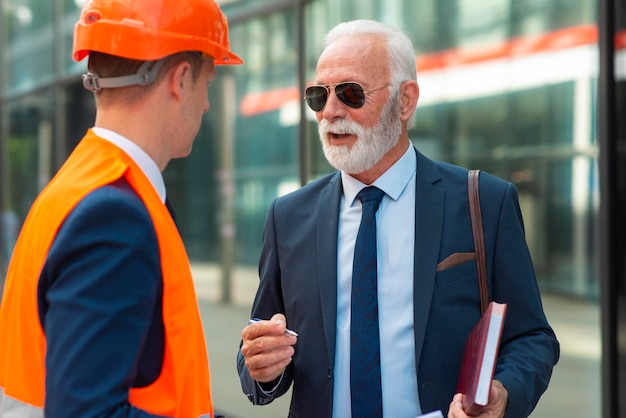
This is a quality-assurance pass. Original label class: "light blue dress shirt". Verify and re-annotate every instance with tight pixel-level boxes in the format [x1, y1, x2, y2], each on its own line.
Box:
[332, 143, 421, 418]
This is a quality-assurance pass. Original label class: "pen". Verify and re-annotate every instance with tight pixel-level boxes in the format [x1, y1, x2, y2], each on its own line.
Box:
[248, 317, 299, 337]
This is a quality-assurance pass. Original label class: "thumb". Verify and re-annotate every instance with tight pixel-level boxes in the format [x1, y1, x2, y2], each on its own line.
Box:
[270, 313, 287, 325]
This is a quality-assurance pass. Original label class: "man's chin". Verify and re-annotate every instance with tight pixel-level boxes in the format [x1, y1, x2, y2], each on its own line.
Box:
[322, 146, 348, 164]
[325, 155, 375, 174]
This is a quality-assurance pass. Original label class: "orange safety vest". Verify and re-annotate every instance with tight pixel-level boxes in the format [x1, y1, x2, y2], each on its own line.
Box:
[0, 130, 214, 417]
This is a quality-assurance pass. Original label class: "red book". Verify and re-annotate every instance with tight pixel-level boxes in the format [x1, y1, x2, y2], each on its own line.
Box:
[456, 301, 507, 416]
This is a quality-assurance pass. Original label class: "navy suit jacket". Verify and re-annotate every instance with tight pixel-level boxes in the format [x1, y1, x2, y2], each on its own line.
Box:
[238, 148, 559, 418]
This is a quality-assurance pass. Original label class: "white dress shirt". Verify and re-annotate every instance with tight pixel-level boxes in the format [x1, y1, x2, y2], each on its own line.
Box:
[91, 127, 166, 203]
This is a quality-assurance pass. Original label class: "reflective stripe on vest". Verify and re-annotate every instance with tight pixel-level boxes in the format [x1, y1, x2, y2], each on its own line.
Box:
[0, 388, 43, 418]
[0, 130, 214, 417]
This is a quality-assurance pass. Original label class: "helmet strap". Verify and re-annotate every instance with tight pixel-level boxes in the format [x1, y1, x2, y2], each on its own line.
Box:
[82, 58, 168, 93]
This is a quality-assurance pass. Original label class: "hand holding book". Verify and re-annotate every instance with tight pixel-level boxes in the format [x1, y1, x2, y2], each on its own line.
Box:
[449, 380, 508, 417]
[455, 301, 507, 416]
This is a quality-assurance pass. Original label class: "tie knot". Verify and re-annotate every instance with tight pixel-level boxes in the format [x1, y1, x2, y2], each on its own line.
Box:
[357, 186, 385, 205]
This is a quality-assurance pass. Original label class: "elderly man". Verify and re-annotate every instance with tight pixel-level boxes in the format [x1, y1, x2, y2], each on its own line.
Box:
[237, 19, 558, 418]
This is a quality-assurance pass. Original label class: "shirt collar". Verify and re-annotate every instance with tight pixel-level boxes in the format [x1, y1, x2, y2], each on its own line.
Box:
[341, 142, 416, 206]
[91, 127, 166, 203]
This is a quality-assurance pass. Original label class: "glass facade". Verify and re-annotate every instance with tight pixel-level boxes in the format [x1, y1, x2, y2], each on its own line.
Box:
[2, 0, 621, 416]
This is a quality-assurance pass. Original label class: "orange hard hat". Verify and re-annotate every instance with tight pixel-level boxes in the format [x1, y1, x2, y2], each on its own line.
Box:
[72, 0, 242, 65]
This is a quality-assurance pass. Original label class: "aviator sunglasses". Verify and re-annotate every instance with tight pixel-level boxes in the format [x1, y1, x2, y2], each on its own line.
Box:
[304, 82, 389, 112]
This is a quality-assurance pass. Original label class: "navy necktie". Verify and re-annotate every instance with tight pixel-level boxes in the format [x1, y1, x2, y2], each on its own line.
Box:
[350, 186, 385, 418]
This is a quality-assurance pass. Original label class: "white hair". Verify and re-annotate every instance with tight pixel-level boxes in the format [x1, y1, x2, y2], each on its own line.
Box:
[324, 20, 417, 91]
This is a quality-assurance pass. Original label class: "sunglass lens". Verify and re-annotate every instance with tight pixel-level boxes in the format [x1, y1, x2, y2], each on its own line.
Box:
[336, 83, 365, 108]
[305, 86, 328, 112]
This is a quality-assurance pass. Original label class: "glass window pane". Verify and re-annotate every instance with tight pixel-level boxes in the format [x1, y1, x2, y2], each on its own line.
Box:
[61, 0, 87, 76]
[5, 89, 55, 223]
[3, 1, 54, 94]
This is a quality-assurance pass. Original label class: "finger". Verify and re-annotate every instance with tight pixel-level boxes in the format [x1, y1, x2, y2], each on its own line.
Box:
[486, 380, 508, 416]
[242, 318, 288, 340]
[246, 346, 295, 382]
[269, 313, 299, 337]
[271, 313, 287, 325]
[448, 393, 467, 418]
[248, 356, 292, 382]
[245, 344, 294, 370]
[490, 379, 506, 401]
[241, 330, 297, 359]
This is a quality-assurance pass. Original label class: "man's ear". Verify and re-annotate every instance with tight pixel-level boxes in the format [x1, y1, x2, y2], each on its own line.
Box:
[168, 60, 192, 101]
[399, 80, 419, 121]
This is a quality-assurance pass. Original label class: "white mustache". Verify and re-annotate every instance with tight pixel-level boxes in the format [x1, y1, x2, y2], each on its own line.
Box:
[319, 119, 362, 138]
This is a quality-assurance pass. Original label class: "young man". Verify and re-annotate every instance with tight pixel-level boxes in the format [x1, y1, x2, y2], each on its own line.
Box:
[0, 1, 242, 416]
[237, 20, 558, 418]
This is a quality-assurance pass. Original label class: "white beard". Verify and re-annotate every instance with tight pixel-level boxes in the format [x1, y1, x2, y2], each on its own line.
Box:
[318, 96, 402, 175]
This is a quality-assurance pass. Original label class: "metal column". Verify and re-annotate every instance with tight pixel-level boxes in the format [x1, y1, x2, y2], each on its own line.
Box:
[598, 0, 626, 416]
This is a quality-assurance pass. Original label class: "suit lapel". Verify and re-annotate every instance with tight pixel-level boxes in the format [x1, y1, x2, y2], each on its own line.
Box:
[317, 172, 342, 366]
[412, 149, 445, 371]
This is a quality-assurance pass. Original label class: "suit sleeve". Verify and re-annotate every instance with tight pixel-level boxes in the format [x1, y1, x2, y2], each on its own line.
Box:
[237, 200, 294, 405]
[490, 182, 560, 418]
[38, 183, 165, 418]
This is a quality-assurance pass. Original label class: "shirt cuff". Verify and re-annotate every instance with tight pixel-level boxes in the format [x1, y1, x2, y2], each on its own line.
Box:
[256, 373, 284, 395]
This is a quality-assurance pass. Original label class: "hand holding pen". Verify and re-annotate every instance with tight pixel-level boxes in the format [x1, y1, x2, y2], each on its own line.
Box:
[240, 313, 298, 383]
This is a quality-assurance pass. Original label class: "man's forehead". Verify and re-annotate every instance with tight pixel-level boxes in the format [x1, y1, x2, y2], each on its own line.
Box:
[316, 36, 388, 83]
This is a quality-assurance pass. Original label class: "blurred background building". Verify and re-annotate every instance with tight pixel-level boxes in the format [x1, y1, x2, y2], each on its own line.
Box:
[1, 0, 624, 417]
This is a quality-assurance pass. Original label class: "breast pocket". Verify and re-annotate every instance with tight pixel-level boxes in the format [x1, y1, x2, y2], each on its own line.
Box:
[436, 252, 477, 287]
